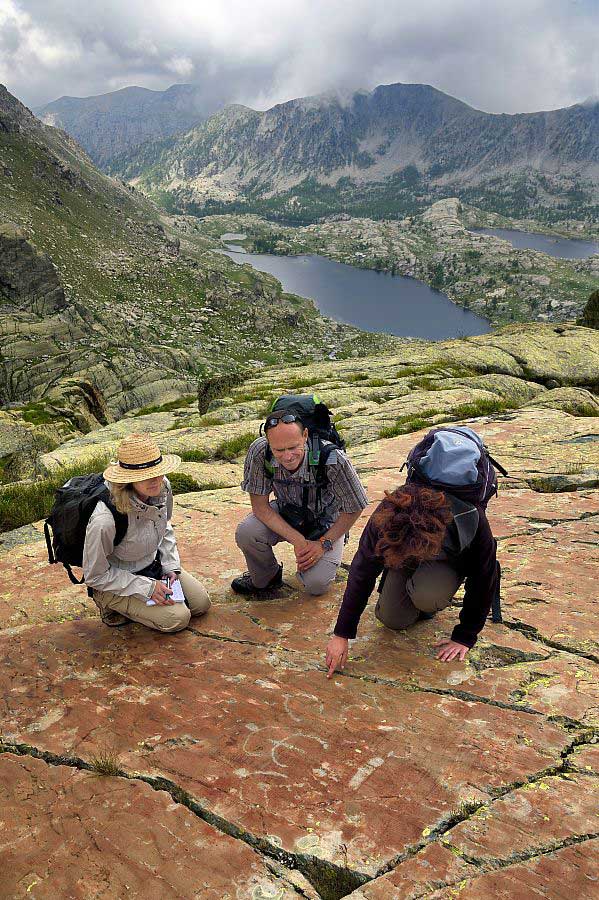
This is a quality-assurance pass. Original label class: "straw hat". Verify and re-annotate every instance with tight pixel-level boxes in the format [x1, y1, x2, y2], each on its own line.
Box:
[103, 433, 181, 484]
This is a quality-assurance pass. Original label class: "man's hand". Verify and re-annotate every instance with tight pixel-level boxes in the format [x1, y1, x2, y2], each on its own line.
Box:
[294, 539, 324, 572]
[163, 572, 178, 587]
[434, 638, 469, 662]
[150, 580, 175, 605]
[325, 635, 349, 678]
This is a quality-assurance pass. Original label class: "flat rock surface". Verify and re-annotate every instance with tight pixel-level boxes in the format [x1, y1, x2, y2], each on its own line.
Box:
[0, 408, 597, 898]
[0, 753, 304, 900]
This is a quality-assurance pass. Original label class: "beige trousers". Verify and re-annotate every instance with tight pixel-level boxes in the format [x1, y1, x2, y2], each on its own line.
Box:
[92, 568, 210, 633]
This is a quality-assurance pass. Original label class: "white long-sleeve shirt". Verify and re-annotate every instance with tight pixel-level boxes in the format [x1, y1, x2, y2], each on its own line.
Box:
[83, 480, 180, 598]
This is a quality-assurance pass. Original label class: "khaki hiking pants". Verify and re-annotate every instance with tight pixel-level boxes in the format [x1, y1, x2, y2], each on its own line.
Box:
[93, 568, 210, 633]
[375, 561, 463, 630]
[235, 502, 344, 595]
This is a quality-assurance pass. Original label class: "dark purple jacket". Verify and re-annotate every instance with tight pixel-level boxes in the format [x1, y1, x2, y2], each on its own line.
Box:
[334, 497, 498, 648]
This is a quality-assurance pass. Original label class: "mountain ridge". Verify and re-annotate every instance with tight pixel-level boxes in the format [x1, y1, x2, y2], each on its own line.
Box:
[34, 83, 219, 168]
[102, 81, 599, 220]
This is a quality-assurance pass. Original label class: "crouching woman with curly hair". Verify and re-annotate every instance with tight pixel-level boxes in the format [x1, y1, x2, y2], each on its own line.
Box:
[325, 483, 498, 676]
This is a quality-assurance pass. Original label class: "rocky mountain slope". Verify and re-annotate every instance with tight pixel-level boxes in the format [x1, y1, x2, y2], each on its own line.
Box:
[34, 83, 216, 168]
[2, 320, 597, 521]
[110, 82, 599, 219]
[0, 322, 597, 897]
[0, 84, 393, 448]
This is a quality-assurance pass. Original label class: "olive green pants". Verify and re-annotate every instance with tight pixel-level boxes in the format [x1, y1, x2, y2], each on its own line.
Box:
[92, 569, 210, 633]
[375, 561, 462, 630]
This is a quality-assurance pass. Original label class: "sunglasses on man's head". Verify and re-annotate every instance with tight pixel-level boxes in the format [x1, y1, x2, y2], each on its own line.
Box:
[264, 413, 303, 431]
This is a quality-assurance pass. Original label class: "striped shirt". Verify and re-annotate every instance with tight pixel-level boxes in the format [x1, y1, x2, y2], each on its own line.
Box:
[241, 437, 369, 517]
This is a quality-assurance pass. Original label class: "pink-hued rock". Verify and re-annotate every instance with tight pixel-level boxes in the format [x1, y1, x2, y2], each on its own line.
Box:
[0, 407, 597, 896]
[348, 775, 599, 899]
[0, 753, 302, 899]
[498, 514, 599, 654]
[433, 842, 599, 900]
[0, 620, 572, 875]
[571, 744, 599, 774]
[350, 839, 599, 900]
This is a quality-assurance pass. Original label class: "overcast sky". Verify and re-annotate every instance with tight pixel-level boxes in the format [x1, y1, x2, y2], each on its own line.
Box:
[1, 0, 598, 113]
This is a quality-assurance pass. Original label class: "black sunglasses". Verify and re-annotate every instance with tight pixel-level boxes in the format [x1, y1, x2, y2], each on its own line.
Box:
[263, 412, 303, 432]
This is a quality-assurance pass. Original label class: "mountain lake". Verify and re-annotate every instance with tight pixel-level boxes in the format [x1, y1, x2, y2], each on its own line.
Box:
[469, 227, 599, 259]
[219, 238, 490, 340]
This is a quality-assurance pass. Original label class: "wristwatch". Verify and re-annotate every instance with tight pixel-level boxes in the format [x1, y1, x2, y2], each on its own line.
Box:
[320, 538, 334, 552]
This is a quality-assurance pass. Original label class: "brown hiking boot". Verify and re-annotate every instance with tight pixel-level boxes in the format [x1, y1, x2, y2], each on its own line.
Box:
[93, 596, 129, 627]
[100, 609, 129, 627]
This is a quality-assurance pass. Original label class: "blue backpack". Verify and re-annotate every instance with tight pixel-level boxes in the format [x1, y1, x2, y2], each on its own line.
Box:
[404, 426, 507, 508]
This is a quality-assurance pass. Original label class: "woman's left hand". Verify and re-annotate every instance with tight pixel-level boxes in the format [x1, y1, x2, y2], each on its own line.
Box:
[434, 638, 469, 662]
[163, 572, 178, 587]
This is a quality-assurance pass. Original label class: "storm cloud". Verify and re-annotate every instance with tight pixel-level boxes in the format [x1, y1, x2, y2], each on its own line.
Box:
[1, 0, 598, 113]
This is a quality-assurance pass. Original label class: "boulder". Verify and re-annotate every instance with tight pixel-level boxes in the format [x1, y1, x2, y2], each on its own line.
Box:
[524, 386, 599, 416]
[0, 225, 66, 316]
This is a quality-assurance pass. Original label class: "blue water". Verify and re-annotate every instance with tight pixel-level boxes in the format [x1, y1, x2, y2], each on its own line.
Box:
[220, 248, 490, 340]
[470, 227, 598, 259]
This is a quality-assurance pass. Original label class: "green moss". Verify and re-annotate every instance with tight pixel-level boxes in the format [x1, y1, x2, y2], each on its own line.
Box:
[572, 403, 599, 417]
[179, 449, 210, 463]
[198, 414, 226, 426]
[527, 475, 564, 493]
[168, 472, 201, 494]
[133, 395, 196, 416]
[450, 398, 512, 418]
[213, 432, 256, 461]
[378, 416, 434, 439]
[346, 373, 370, 383]
[410, 377, 443, 391]
[197, 480, 227, 491]
[20, 402, 61, 426]
[198, 373, 243, 415]
[377, 396, 515, 441]
[286, 376, 322, 390]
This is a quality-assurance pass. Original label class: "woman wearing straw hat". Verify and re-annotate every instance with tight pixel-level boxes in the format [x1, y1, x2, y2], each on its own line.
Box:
[83, 432, 210, 631]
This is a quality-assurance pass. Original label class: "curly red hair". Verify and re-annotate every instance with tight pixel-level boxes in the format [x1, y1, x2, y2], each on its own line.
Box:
[372, 484, 452, 570]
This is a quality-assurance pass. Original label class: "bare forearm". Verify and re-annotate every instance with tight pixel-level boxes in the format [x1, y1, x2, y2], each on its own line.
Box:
[323, 511, 362, 544]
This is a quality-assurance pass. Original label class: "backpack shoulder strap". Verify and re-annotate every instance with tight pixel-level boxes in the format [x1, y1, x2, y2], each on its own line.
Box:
[487, 452, 508, 477]
[446, 494, 479, 553]
[263, 443, 275, 477]
[314, 441, 337, 481]
[310, 441, 339, 515]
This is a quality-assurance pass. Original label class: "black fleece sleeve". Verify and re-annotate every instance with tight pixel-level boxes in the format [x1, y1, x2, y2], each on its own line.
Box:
[333, 516, 385, 639]
[451, 509, 497, 648]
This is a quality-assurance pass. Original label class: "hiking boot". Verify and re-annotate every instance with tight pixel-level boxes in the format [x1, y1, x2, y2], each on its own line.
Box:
[93, 596, 129, 627]
[231, 565, 283, 596]
[416, 609, 435, 622]
[100, 608, 129, 627]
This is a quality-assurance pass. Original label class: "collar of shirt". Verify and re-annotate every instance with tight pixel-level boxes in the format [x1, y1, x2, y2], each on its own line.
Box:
[130, 490, 167, 512]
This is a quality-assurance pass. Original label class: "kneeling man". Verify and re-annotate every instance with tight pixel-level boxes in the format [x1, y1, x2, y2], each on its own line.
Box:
[232, 409, 368, 596]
